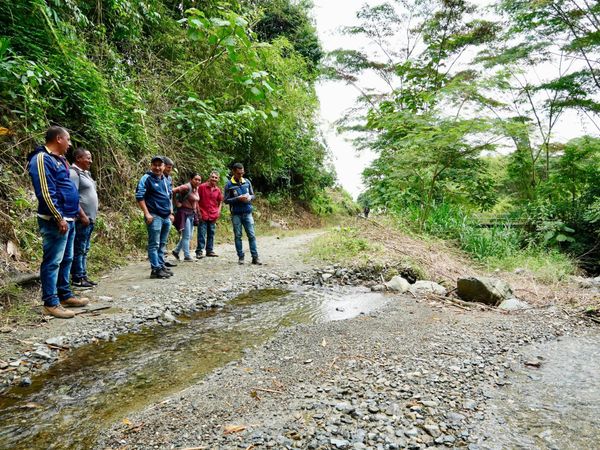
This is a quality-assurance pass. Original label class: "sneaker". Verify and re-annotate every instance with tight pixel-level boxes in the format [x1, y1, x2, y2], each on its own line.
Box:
[183, 256, 194, 262]
[196, 251, 204, 259]
[206, 252, 218, 257]
[43, 305, 75, 319]
[72, 279, 95, 289]
[84, 277, 98, 286]
[150, 268, 170, 279]
[171, 250, 180, 261]
[60, 297, 90, 307]
[165, 261, 178, 267]
[238, 258, 245, 265]
[161, 266, 174, 276]
[252, 257, 263, 265]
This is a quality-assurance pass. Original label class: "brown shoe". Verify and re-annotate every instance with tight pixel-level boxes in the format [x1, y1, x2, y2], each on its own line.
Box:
[60, 297, 90, 308]
[206, 252, 218, 257]
[43, 305, 75, 319]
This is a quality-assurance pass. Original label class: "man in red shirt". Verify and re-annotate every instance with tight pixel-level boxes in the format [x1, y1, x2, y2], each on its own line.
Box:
[196, 171, 223, 258]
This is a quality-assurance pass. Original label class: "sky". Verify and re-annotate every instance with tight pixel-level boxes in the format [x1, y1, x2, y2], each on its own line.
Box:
[313, 0, 379, 199]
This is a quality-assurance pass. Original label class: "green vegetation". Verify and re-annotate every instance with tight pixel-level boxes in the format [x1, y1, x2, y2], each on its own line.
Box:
[0, 0, 340, 271]
[332, 0, 600, 276]
[309, 226, 381, 264]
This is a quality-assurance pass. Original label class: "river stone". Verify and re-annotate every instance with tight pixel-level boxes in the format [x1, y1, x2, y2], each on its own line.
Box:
[385, 276, 410, 293]
[498, 298, 530, 311]
[408, 280, 446, 296]
[45, 336, 66, 347]
[457, 277, 513, 306]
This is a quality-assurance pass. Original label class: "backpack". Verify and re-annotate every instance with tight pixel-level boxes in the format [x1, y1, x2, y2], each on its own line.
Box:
[174, 182, 193, 211]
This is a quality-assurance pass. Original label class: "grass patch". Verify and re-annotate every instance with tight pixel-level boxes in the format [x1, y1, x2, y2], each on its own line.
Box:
[484, 250, 578, 283]
[0, 283, 40, 326]
[392, 204, 578, 284]
[308, 226, 382, 264]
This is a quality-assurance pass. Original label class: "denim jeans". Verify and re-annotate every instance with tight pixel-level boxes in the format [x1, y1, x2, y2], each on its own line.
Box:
[231, 213, 258, 259]
[147, 214, 171, 270]
[174, 214, 195, 258]
[38, 218, 75, 306]
[197, 220, 216, 254]
[71, 220, 95, 281]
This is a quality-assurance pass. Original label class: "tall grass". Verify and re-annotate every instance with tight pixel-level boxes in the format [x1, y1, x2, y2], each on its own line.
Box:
[394, 203, 576, 281]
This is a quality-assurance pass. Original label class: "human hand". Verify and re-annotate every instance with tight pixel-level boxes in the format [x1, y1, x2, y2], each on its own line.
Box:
[58, 219, 68, 235]
[169, 213, 175, 223]
[80, 213, 90, 226]
[145, 213, 154, 225]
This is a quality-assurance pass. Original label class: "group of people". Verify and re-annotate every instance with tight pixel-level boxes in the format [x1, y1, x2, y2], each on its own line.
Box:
[135, 157, 262, 279]
[27, 125, 262, 319]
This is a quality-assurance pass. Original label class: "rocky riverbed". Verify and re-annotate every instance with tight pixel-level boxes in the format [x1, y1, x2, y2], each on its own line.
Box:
[96, 291, 597, 450]
[1, 230, 598, 450]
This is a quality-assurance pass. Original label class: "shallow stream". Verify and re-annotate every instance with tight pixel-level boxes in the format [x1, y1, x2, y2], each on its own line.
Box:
[0, 286, 389, 450]
[481, 332, 600, 449]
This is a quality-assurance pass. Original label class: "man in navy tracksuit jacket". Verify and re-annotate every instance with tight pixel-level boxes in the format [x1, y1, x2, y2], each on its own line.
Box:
[223, 162, 261, 265]
[27, 126, 89, 319]
[135, 156, 175, 279]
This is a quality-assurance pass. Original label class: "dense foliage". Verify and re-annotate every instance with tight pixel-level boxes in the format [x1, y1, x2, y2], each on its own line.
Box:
[331, 0, 600, 274]
[0, 0, 333, 227]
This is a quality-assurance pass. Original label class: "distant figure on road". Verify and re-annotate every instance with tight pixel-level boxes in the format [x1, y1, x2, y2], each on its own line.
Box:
[70, 148, 99, 289]
[135, 156, 175, 279]
[224, 163, 261, 265]
[196, 170, 223, 258]
[27, 126, 89, 319]
[364, 206, 370, 218]
[172, 172, 202, 262]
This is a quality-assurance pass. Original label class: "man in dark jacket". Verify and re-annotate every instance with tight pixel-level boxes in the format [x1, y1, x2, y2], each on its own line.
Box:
[135, 156, 175, 279]
[223, 163, 261, 265]
[28, 126, 89, 319]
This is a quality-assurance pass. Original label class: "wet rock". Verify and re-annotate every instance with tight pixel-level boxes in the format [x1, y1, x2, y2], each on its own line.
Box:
[409, 281, 446, 296]
[95, 332, 111, 341]
[498, 298, 530, 311]
[160, 311, 177, 323]
[385, 276, 410, 293]
[45, 336, 66, 347]
[457, 277, 513, 306]
[32, 347, 53, 360]
[330, 437, 350, 448]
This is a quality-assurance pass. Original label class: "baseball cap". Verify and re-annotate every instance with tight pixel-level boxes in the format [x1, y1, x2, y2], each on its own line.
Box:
[151, 155, 164, 163]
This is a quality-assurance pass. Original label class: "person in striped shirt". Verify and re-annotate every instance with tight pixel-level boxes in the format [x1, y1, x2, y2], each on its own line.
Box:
[27, 126, 90, 318]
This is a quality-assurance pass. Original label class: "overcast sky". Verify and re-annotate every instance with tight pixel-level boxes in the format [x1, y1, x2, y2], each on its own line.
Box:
[313, 0, 379, 199]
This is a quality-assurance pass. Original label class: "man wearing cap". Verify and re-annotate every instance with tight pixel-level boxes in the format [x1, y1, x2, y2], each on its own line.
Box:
[135, 156, 175, 279]
[27, 125, 89, 319]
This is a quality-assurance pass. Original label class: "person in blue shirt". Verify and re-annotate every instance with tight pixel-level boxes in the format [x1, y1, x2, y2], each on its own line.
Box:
[135, 156, 175, 279]
[223, 163, 262, 265]
[27, 126, 90, 318]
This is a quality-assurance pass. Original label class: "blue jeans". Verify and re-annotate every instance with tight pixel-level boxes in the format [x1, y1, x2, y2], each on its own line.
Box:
[231, 213, 258, 259]
[38, 218, 75, 307]
[197, 220, 216, 254]
[174, 214, 195, 258]
[147, 214, 171, 270]
[71, 220, 95, 281]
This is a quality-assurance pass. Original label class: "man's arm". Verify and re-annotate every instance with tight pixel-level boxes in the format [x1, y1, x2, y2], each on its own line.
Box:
[70, 168, 89, 225]
[33, 153, 68, 233]
[135, 175, 153, 224]
[137, 199, 153, 224]
[223, 182, 238, 205]
[247, 180, 255, 202]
